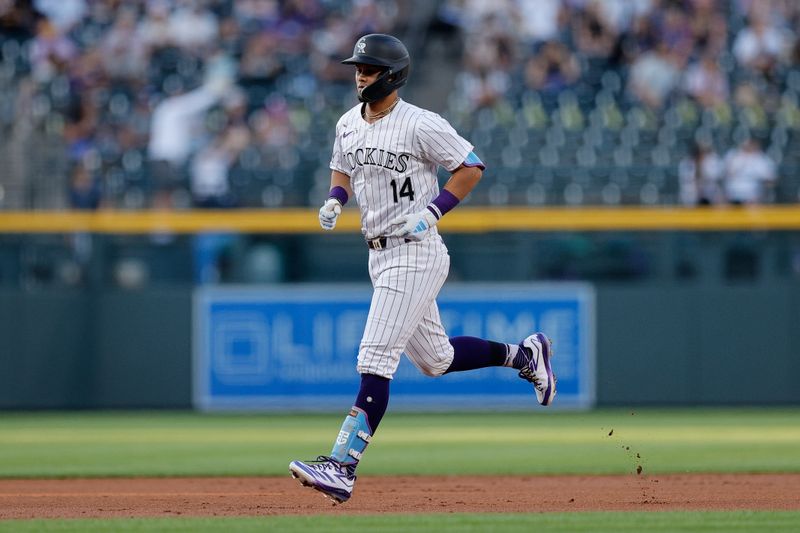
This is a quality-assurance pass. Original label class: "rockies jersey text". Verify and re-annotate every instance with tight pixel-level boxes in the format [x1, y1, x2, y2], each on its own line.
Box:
[330, 99, 474, 239]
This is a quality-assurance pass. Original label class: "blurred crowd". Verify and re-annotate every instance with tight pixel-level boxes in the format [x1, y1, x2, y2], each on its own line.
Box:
[450, 0, 797, 111]
[444, 0, 799, 205]
[0, 0, 407, 209]
[0, 0, 798, 209]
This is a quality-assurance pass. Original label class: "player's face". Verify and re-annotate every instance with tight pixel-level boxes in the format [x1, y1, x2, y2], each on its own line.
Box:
[355, 63, 383, 92]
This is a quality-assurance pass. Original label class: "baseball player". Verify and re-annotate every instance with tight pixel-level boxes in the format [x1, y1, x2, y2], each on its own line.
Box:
[289, 34, 556, 504]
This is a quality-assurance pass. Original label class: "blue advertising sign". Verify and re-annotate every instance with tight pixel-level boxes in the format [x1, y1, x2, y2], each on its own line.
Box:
[194, 284, 595, 411]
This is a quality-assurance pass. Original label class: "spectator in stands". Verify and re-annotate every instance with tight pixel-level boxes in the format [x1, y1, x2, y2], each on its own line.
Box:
[459, 0, 514, 30]
[190, 123, 250, 208]
[471, 12, 517, 73]
[67, 39, 106, 94]
[591, 0, 654, 36]
[571, 0, 618, 61]
[251, 95, 297, 156]
[217, 14, 243, 58]
[351, 0, 395, 38]
[733, 8, 792, 80]
[168, 0, 219, 52]
[617, 8, 660, 65]
[310, 13, 357, 84]
[67, 158, 102, 210]
[456, 8, 517, 111]
[233, 0, 281, 27]
[628, 42, 683, 110]
[515, 0, 567, 48]
[62, 88, 98, 163]
[684, 52, 730, 110]
[723, 137, 778, 205]
[137, 0, 173, 54]
[276, 0, 323, 53]
[33, 0, 85, 34]
[657, 3, 695, 59]
[29, 16, 77, 82]
[678, 140, 724, 206]
[100, 7, 147, 82]
[147, 74, 231, 207]
[190, 87, 250, 208]
[456, 66, 512, 112]
[688, 0, 729, 56]
[0, 0, 41, 42]
[524, 40, 580, 96]
[239, 31, 284, 82]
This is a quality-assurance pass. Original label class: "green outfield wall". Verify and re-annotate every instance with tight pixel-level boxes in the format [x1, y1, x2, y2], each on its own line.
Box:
[2, 222, 799, 408]
[1, 278, 798, 409]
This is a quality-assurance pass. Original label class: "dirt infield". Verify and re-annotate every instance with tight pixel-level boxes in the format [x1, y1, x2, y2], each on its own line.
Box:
[1, 474, 799, 519]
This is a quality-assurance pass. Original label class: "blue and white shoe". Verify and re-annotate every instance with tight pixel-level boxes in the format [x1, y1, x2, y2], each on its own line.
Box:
[518, 332, 556, 406]
[289, 456, 356, 503]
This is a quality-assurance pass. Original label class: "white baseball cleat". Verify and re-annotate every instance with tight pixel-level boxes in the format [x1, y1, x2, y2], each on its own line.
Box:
[289, 456, 356, 504]
[518, 332, 556, 406]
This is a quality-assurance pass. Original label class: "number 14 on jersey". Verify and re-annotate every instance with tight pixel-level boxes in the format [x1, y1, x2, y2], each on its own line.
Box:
[390, 177, 415, 202]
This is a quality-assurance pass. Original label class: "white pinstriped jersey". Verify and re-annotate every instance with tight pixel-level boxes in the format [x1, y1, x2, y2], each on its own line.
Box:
[330, 99, 474, 240]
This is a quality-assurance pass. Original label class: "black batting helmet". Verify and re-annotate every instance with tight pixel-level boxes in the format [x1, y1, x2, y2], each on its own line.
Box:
[342, 34, 410, 103]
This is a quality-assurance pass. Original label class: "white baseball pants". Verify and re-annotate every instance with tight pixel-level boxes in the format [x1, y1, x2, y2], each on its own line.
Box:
[357, 234, 454, 378]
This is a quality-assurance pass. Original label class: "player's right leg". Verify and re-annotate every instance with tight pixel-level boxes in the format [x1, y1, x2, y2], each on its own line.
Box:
[404, 303, 556, 406]
[442, 332, 556, 406]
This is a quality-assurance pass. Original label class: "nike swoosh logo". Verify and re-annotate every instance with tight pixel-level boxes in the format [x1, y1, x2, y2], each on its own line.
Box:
[334, 473, 355, 488]
[343, 131, 354, 138]
[530, 348, 539, 371]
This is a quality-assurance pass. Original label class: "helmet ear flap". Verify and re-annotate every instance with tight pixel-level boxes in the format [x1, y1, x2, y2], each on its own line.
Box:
[355, 62, 409, 103]
[358, 69, 393, 103]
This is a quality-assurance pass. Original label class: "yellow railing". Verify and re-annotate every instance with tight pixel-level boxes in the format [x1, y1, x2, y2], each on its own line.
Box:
[1, 206, 800, 234]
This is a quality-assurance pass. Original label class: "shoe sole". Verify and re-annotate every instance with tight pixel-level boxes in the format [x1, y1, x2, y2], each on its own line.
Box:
[289, 464, 350, 504]
[533, 332, 556, 406]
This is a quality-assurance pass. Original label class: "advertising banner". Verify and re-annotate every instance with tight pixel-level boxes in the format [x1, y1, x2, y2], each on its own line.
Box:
[194, 284, 594, 411]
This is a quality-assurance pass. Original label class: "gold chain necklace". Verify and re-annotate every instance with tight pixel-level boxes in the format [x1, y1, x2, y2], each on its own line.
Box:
[364, 98, 399, 121]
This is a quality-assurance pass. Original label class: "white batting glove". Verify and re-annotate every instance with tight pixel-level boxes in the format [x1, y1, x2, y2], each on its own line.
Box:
[319, 198, 342, 230]
[389, 209, 438, 241]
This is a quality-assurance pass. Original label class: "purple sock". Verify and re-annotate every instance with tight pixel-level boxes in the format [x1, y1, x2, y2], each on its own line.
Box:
[354, 373, 390, 433]
[444, 336, 508, 373]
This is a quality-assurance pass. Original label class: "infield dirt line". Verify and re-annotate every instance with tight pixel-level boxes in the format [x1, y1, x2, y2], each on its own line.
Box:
[1, 473, 799, 519]
[0, 492, 282, 497]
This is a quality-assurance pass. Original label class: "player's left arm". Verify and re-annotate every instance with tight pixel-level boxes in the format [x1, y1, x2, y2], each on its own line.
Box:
[390, 152, 485, 240]
[442, 159, 484, 200]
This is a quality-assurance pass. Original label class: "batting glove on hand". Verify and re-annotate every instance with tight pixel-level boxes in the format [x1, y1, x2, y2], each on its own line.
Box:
[389, 209, 438, 241]
[319, 198, 342, 230]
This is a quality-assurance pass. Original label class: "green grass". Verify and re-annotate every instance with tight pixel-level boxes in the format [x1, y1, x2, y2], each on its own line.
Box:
[2, 512, 799, 533]
[0, 408, 799, 477]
